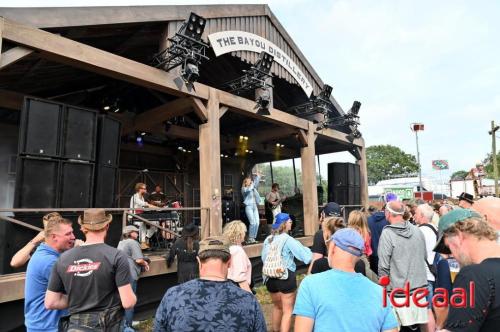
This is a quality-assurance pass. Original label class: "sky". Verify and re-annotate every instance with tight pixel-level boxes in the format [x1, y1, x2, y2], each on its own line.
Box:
[2, 0, 500, 185]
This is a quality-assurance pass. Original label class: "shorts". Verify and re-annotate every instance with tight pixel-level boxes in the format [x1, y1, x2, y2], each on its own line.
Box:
[265, 269, 296, 294]
[392, 296, 428, 327]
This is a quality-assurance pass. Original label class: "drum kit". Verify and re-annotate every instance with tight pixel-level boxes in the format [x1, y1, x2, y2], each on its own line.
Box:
[139, 200, 184, 249]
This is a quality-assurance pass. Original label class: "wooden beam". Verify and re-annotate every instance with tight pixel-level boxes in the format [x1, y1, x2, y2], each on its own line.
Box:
[191, 97, 207, 122]
[0, 45, 33, 69]
[199, 88, 222, 239]
[0, 18, 3, 67]
[1, 18, 209, 100]
[1, 18, 312, 132]
[0, 89, 25, 110]
[297, 129, 308, 147]
[165, 124, 198, 141]
[316, 127, 363, 147]
[301, 122, 319, 236]
[356, 139, 369, 209]
[219, 106, 229, 118]
[121, 142, 172, 155]
[218, 89, 309, 130]
[124, 97, 193, 134]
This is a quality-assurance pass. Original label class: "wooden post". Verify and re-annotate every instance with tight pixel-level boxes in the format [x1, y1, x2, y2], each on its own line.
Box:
[199, 88, 222, 238]
[357, 140, 369, 209]
[0, 18, 4, 66]
[301, 122, 318, 236]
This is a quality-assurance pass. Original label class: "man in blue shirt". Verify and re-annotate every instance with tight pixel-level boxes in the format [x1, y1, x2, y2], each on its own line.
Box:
[25, 216, 75, 332]
[293, 228, 398, 332]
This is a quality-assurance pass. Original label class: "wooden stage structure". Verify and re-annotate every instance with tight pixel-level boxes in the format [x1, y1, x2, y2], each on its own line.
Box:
[0, 5, 368, 328]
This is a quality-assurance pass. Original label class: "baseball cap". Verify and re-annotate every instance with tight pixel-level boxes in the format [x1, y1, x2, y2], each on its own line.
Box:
[272, 213, 291, 230]
[433, 209, 481, 254]
[322, 202, 341, 217]
[122, 225, 139, 235]
[199, 236, 230, 255]
[385, 192, 398, 202]
[331, 228, 364, 257]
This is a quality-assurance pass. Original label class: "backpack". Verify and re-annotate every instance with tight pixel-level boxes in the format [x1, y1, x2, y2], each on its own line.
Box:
[262, 235, 288, 280]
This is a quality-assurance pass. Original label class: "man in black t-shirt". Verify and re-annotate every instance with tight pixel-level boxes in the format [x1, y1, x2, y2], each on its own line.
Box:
[308, 202, 342, 274]
[45, 209, 136, 331]
[433, 209, 500, 332]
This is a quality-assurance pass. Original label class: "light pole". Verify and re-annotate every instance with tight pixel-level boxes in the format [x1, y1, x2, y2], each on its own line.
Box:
[489, 121, 499, 197]
[411, 123, 425, 198]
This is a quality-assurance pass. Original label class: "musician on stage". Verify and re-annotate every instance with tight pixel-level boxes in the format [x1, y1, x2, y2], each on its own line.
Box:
[149, 185, 168, 208]
[266, 183, 286, 222]
[130, 183, 156, 250]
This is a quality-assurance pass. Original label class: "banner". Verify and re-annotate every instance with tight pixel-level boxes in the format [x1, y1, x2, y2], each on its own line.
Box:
[383, 187, 414, 200]
[208, 31, 314, 96]
[432, 160, 449, 170]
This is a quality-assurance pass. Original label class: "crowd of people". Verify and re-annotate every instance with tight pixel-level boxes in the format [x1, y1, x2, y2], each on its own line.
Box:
[14, 188, 500, 331]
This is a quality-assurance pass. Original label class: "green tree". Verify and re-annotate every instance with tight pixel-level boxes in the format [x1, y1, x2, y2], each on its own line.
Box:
[366, 145, 419, 185]
[482, 152, 500, 179]
[451, 170, 469, 180]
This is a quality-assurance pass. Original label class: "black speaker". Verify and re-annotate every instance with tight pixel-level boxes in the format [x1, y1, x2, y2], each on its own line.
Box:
[329, 186, 360, 206]
[328, 162, 360, 187]
[15, 157, 60, 208]
[62, 106, 97, 161]
[19, 98, 63, 157]
[94, 165, 118, 208]
[97, 115, 121, 167]
[328, 162, 361, 206]
[59, 161, 94, 208]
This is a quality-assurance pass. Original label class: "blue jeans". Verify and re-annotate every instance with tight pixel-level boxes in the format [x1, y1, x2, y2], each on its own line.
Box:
[124, 280, 138, 328]
[245, 204, 260, 240]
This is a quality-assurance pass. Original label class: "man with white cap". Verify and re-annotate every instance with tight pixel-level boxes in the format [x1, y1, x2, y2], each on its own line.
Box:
[45, 208, 136, 331]
[294, 228, 398, 331]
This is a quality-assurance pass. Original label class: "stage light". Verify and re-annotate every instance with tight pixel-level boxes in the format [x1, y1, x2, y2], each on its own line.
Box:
[184, 12, 206, 41]
[281, 144, 285, 148]
[254, 52, 274, 74]
[103, 105, 110, 111]
[276, 143, 280, 147]
[248, 150, 253, 154]
[244, 136, 248, 140]
[319, 84, 333, 100]
[256, 89, 271, 115]
[181, 57, 200, 84]
[140, 132, 146, 136]
[136, 136, 143, 143]
[245, 149, 249, 153]
[351, 101, 361, 116]
[152, 12, 209, 85]
[288, 84, 333, 120]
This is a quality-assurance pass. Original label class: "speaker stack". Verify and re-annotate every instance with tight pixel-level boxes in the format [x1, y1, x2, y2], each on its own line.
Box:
[15, 97, 121, 209]
[327, 162, 361, 206]
[94, 115, 121, 208]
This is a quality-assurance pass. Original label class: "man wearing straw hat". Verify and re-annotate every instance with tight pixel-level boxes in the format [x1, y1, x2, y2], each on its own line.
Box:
[45, 208, 136, 331]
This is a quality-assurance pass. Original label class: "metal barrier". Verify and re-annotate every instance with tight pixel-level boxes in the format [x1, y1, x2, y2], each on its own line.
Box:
[0, 206, 210, 265]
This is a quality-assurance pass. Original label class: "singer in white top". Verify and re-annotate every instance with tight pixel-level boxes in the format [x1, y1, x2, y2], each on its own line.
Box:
[130, 182, 157, 250]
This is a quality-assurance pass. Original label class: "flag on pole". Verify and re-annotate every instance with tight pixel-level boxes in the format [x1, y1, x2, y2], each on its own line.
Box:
[432, 160, 449, 170]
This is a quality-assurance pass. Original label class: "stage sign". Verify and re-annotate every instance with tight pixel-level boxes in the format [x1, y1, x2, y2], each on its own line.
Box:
[383, 187, 414, 200]
[208, 31, 313, 96]
[432, 160, 449, 170]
